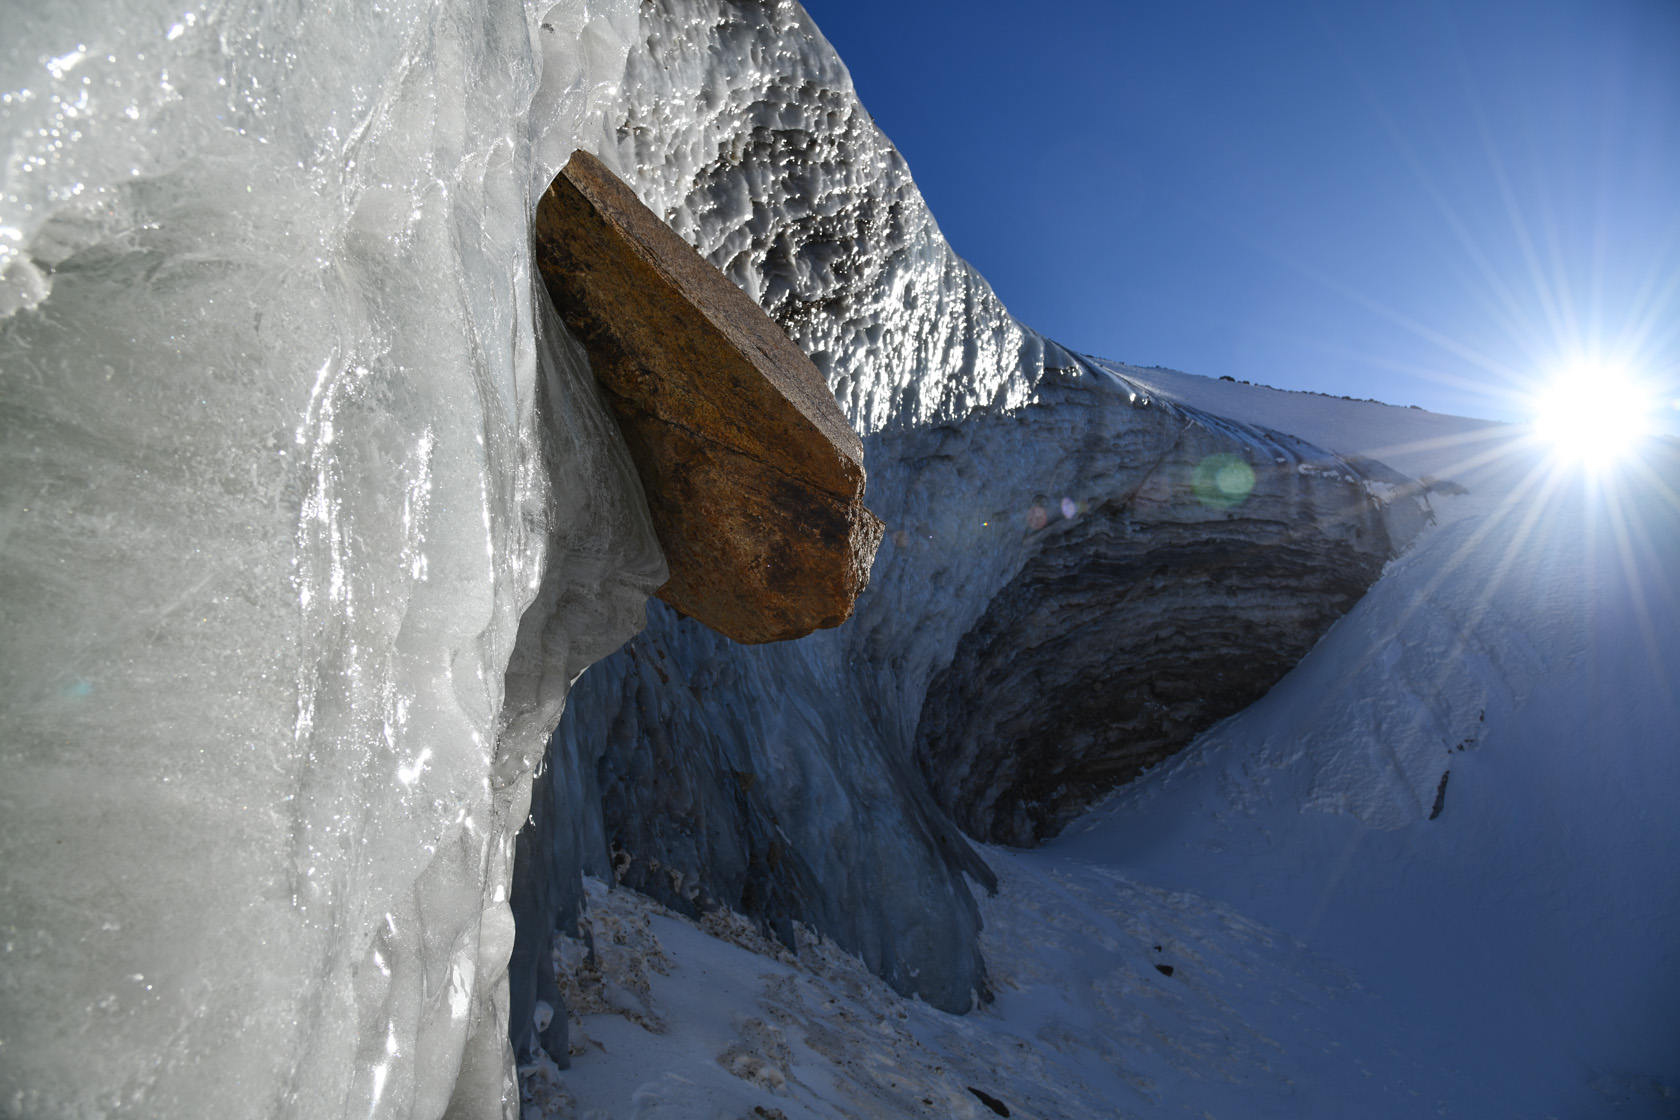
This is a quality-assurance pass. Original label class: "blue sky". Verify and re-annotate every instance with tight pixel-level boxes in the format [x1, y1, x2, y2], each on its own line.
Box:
[800, 0, 1680, 434]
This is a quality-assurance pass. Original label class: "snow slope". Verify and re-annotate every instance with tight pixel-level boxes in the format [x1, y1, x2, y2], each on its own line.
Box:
[540, 375, 1680, 1119]
[1058, 368, 1680, 1115]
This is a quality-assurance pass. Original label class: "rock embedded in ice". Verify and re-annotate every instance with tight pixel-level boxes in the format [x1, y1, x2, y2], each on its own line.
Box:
[535, 149, 884, 644]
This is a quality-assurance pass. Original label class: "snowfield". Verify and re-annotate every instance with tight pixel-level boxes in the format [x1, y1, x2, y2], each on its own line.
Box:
[540, 372, 1680, 1120]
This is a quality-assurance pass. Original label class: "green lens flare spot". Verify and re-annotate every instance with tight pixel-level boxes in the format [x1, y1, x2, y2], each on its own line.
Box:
[1192, 454, 1256, 509]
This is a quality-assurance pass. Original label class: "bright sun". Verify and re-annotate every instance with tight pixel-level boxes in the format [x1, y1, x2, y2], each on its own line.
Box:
[1530, 365, 1654, 468]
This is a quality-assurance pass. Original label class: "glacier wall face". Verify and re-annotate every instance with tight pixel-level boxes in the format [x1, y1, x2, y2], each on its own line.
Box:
[527, 0, 1039, 1016]
[0, 2, 662, 1117]
[908, 382, 1401, 844]
[541, 0, 1423, 1015]
[614, 0, 1040, 435]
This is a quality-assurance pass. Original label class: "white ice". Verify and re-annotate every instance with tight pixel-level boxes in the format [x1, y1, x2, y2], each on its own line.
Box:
[1, 2, 662, 1117]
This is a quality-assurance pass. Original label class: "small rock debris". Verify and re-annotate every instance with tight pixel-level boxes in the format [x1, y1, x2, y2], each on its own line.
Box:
[1154, 963, 1175, 977]
[1429, 770, 1451, 820]
[967, 1086, 1011, 1116]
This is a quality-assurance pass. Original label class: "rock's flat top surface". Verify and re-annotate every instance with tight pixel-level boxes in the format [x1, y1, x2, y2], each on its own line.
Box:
[536, 149, 881, 644]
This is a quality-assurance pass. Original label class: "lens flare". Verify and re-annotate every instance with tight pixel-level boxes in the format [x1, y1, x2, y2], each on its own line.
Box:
[1192, 454, 1256, 509]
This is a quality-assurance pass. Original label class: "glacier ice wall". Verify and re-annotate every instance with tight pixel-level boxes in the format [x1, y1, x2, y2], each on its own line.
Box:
[513, 0, 1032, 1018]
[540, 0, 1426, 1016]
[902, 378, 1421, 843]
[614, 0, 1041, 436]
[0, 2, 666, 1117]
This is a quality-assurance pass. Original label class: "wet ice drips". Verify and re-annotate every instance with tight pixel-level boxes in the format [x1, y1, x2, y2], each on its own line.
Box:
[1, 2, 659, 1117]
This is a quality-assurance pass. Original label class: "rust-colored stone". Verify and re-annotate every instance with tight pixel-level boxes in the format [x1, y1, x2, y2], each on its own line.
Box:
[535, 150, 883, 644]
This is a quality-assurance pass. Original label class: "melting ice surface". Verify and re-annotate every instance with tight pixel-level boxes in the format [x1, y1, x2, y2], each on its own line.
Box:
[1, 1, 663, 1116]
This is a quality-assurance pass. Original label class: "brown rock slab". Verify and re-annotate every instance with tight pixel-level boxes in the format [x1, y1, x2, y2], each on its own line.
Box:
[535, 149, 883, 644]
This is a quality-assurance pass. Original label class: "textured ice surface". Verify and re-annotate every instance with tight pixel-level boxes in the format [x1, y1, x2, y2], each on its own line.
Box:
[0, 2, 663, 1117]
[535, 0, 1050, 1016]
[13, 0, 1658, 1115]
[614, 0, 1039, 436]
